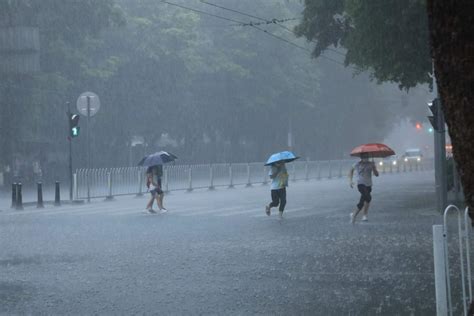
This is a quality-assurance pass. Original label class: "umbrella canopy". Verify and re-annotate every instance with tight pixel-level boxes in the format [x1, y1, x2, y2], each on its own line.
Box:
[350, 143, 395, 158]
[265, 151, 299, 166]
[138, 151, 178, 167]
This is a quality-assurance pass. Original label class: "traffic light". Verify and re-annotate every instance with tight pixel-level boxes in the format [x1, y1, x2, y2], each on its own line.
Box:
[69, 114, 80, 137]
[415, 122, 422, 130]
[428, 98, 444, 132]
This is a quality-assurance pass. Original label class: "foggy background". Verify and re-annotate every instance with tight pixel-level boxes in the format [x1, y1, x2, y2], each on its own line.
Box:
[0, 0, 434, 185]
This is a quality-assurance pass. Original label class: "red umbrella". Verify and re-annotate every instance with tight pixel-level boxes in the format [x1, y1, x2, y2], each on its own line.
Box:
[350, 143, 395, 158]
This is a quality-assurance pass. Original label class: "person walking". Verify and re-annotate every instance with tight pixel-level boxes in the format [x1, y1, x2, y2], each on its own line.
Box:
[349, 153, 379, 223]
[153, 165, 166, 212]
[145, 166, 166, 213]
[265, 161, 289, 219]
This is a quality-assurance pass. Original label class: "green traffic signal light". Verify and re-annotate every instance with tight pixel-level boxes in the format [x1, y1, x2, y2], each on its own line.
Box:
[69, 114, 80, 138]
[428, 127, 433, 133]
[71, 126, 80, 137]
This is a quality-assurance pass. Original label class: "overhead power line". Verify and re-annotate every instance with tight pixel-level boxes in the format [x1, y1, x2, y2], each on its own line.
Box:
[200, 0, 347, 58]
[161, 0, 243, 24]
[162, 0, 347, 67]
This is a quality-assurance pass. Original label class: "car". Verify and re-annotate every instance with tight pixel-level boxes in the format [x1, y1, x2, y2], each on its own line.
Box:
[403, 148, 423, 162]
[376, 156, 399, 171]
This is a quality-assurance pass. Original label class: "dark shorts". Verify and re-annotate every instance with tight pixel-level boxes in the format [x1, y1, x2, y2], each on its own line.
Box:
[357, 184, 372, 210]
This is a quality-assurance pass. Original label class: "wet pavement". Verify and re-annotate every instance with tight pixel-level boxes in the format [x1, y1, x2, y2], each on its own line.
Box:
[0, 171, 459, 315]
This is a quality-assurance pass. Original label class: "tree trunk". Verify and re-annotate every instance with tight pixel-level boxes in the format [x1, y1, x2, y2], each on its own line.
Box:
[427, 1, 474, 221]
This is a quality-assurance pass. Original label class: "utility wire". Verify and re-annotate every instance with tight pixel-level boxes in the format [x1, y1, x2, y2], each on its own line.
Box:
[199, 1, 346, 59]
[200, 0, 347, 58]
[163, 1, 347, 67]
[161, 0, 243, 25]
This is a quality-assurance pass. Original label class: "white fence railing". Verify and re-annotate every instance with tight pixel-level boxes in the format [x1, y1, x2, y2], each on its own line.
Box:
[73, 158, 433, 200]
[433, 205, 472, 316]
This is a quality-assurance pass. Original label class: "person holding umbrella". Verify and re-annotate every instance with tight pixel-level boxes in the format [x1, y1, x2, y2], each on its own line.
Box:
[139, 151, 177, 214]
[264, 151, 298, 219]
[145, 165, 166, 213]
[348, 143, 393, 223]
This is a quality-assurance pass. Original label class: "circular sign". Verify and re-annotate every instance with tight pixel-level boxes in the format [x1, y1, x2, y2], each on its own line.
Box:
[76, 91, 101, 117]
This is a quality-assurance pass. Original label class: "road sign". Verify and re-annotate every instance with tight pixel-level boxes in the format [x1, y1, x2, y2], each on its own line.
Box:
[76, 91, 100, 117]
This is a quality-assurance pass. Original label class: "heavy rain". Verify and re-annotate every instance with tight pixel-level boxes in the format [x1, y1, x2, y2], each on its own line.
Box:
[0, 1, 473, 315]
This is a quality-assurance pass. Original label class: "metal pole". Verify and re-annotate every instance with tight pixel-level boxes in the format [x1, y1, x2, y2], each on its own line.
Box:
[73, 172, 78, 200]
[105, 170, 113, 201]
[305, 160, 309, 181]
[246, 163, 251, 187]
[36, 182, 44, 208]
[209, 164, 215, 190]
[187, 167, 193, 192]
[16, 183, 23, 210]
[433, 225, 448, 316]
[11, 182, 17, 208]
[87, 95, 91, 203]
[229, 164, 234, 188]
[54, 181, 61, 206]
[465, 208, 473, 302]
[67, 102, 73, 201]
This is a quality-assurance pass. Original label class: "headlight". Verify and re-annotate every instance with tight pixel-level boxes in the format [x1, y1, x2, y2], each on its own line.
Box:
[404, 158, 408, 162]
[379, 161, 383, 166]
[392, 161, 397, 165]
[417, 157, 421, 162]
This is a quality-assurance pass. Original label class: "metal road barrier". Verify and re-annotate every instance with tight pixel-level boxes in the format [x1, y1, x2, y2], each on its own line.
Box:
[433, 206, 472, 316]
[73, 158, 433, 200]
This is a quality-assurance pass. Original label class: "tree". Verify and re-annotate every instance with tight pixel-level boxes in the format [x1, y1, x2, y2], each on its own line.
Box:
[296, 0, 474, 220]
[426, 0, 474, 222]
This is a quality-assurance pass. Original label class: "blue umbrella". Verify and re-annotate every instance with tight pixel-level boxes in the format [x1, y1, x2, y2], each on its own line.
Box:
[138, 151, 178, 167]
[264, 151, 299, 166]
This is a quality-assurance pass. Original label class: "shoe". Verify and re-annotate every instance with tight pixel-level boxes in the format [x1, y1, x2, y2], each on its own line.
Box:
[147, 208, 157, 214]
[362, 215, 368, 222]
[265, 205, 271, 216]
[160, 208, 168, 214]
[350, 212, 356, 224]
[278, 211, 283, 219]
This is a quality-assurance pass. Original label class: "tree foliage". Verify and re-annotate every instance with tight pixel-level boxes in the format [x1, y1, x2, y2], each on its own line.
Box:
[295, 0, 432, 89]
[0, 0, 418, 183]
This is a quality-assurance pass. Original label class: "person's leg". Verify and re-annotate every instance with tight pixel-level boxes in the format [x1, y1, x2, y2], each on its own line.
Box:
[266, 190, 279, 215]
[362, 186, 372, 219]
[351, 185, 366, 222]
[146, 196, 154, 209]
[159, 193, 166, 210]
[278, 188, 286, 214]
[157, 179, 165, 210]
[146, 191, 157, 212]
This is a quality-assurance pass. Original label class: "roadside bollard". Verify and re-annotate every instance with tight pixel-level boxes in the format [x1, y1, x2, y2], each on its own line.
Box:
[262, 166, 268, 185]
[246, 163, 252, 187]
[228, 164, 234, 188]
[209, 164, 215, 190]
[11, 183, 17, 208]
[136, 170, 143, 197]
[105, 171, 114, 201]
[305, 161, 309, 181]
[16, 183, 23, 210]
[37, 182, 44, 208]
[54, 181, 61, 206]
[187, 167, 193, 192]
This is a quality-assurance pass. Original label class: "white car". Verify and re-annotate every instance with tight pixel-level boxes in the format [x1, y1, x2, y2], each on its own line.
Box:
[403, 149, 422, 162]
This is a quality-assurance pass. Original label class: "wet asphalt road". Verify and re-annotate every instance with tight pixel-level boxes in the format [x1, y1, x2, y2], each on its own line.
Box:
[0, 171, 455, 315]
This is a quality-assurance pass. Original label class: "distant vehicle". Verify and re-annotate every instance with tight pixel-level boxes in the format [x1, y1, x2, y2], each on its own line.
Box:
[377, 156, 399, 168]
[403, 148, 422, 162]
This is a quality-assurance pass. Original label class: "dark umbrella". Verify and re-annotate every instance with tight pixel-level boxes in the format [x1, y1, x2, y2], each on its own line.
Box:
[138, 151, 178, 167]
[350, 143, 395, 158]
